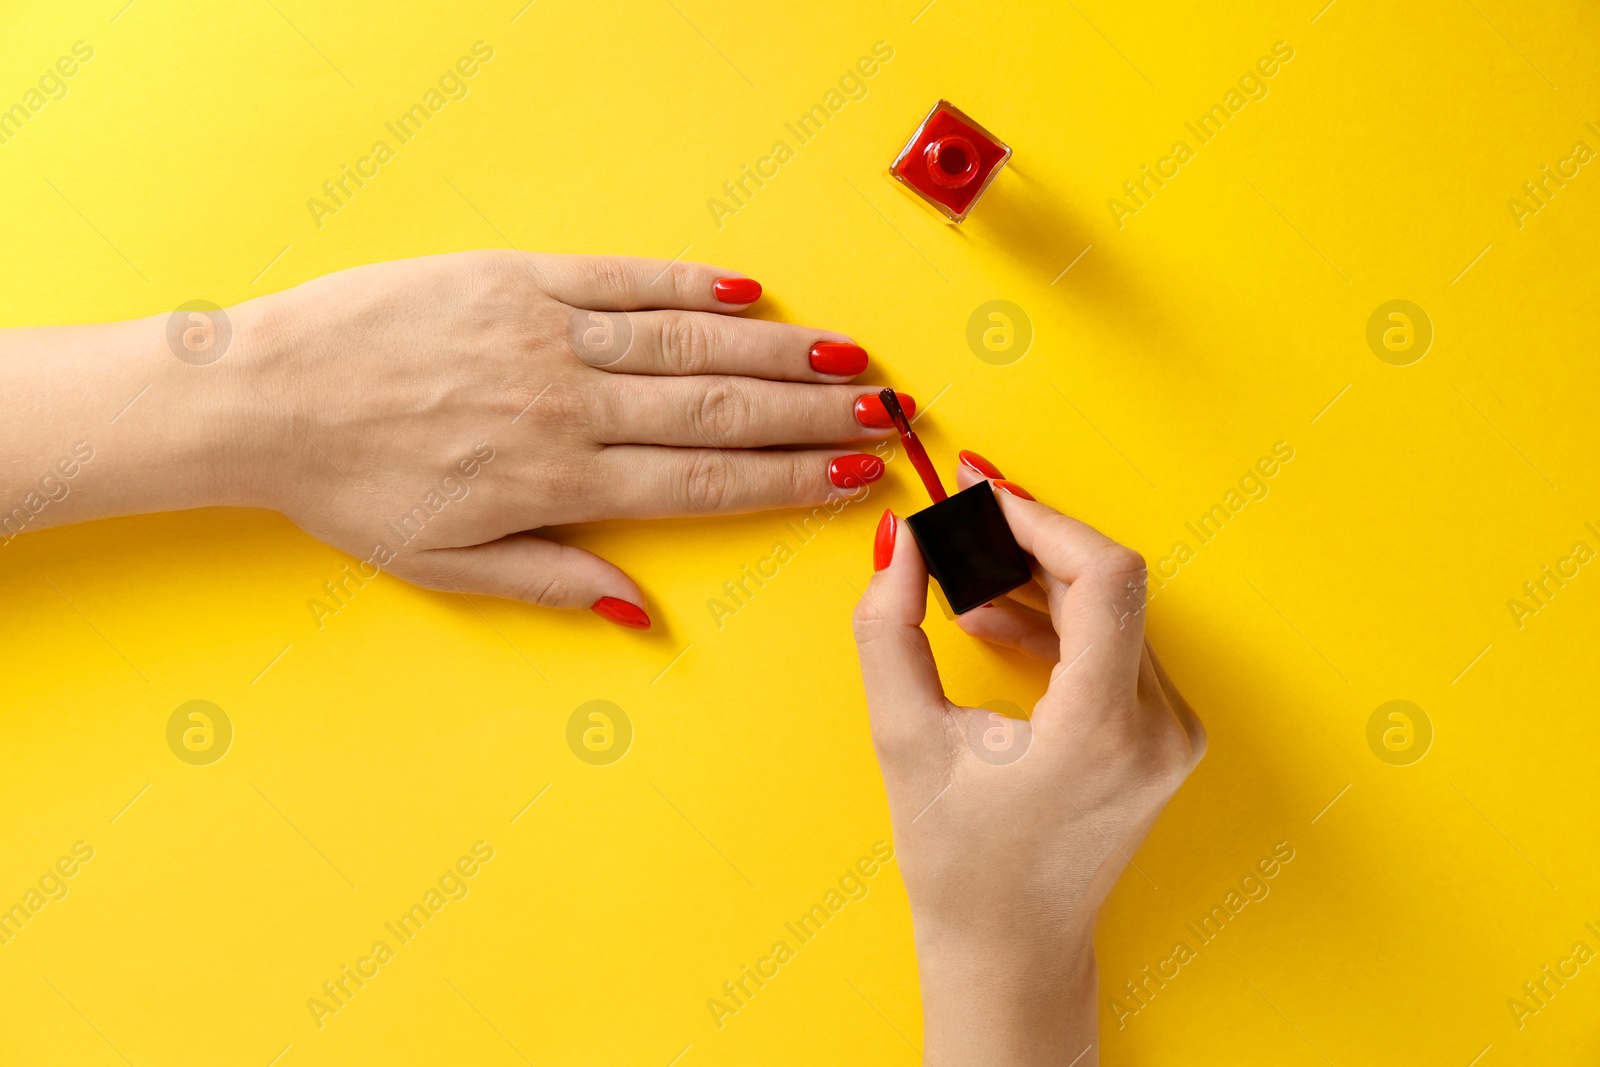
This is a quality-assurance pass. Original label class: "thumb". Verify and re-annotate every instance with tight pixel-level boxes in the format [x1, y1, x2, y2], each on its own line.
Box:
[411, 533, 651, 629]
[852, 509, 947, 763]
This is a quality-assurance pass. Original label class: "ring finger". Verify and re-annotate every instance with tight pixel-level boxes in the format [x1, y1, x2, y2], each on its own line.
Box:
[587, 446, 885, 519]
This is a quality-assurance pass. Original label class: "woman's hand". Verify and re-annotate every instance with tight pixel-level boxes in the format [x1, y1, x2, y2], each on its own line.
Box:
[2, 251, 907, 629]
[851, 455, 1205, 1065]
[229, 251, 909, 627]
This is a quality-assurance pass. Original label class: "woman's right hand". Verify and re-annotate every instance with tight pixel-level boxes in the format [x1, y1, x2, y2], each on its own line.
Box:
[851, 459, 1205, 1063]
[212, 251, 909, 628]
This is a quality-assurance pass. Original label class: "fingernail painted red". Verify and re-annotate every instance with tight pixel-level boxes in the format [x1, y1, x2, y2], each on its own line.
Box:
[853, 392, 917, 429]
[958, 449, 1004, 480]
[713, 277, 762, 304]
[592, 596, 651, 630]
[873, 509, 897, 571]
[829, 453, 886, 489]
[810, 342, 869, 376]
[993, 479, 1034, 501]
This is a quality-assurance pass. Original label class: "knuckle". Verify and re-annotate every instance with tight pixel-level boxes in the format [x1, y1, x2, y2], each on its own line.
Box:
[661, 314, 714, 376]
[1138, 721, 1198, 793]
[1186, 720, 1209, 766]
[534, 455, 588, 501]
[680, 451, 738, 513]
[867, 719, 910, 765]
[1156, 731, 1193, 779]
[590, 259, 636, 303]
[520, 571, 576, 608]
[386, 553, 446, 591]
[1093, 544, 1147, 581]
[784, 454, 821, 504]
[456, 259, 527, 327]
[851, 595, 891, 637]
[535, 380, 595, 429]
[694, 379, 750, 443]
[662, 261, 700, 305]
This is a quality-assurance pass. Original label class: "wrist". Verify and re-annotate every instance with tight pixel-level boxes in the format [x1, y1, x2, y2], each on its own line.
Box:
[0, 311, 274, 531]
[118, 297, 299, 515]
[917, 923, 1098, 1066]
[133, 304, 282, 512]
[201, 296, 296, 511]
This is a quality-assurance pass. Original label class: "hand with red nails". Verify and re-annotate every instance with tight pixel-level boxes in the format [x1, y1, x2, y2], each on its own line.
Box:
[0, 251, 902, 629]
[854, 453, 1205, 1064]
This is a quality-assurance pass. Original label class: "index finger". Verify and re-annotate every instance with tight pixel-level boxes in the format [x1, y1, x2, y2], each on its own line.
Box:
[994, 489, 1149, 689]
[533, 253, 762, 312]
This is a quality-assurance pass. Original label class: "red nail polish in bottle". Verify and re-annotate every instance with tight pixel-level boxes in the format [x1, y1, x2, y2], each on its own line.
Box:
[889, 101, 1012, 224]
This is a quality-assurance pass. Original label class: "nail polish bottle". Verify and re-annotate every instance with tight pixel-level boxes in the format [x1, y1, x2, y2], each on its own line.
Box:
[889, 100, 1012, 224]
[876, 390, 1031, 614]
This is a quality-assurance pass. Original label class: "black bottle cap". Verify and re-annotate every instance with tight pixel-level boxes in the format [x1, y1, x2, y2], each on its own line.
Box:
[904, 482, 1032, 615]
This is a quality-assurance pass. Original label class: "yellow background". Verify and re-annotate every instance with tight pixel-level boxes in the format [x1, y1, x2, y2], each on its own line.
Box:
[3, 0, 1599, 1063]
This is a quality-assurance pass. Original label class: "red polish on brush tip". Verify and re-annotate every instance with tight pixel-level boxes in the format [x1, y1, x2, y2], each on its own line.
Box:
[854, 391, 917, 429]
[877, 388, 947, 502]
